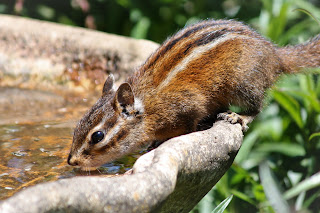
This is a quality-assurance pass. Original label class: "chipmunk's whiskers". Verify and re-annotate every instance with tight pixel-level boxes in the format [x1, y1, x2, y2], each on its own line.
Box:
[97, 168, 102, 174]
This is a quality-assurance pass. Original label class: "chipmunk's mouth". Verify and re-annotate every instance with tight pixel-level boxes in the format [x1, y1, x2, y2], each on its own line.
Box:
[80, 166, 98, 171]
[68, 164, 98, 171]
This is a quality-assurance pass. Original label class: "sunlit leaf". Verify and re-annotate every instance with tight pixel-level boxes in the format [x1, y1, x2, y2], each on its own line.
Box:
[283, 172, 320, 200]
[278, 19, 312, 45]
[295, 0, 320, 18]
[241, 151, 268, 169]
[299, 75, 315, 93]
[294, 190, 305, 211]
[272, 90, 303, 128]
[259, 161, 291, 213]
[116, 0, 130, 8]
[37, 5, 55, 20]
[130, 17, 150, 39]
[303, 189, 320, 209]
[253, 184, 267, 202]
[197, 192, 215, 213]
[235, 130, 259, 164]
[229, 189, 255, 205]
[255, 143, 305, 156]
[309, 132, 320, 141]
[211, 195, 233, 213]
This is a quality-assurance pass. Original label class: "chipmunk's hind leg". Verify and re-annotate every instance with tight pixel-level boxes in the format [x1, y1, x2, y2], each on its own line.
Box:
[217, 109, 258, 132]
[219, 80, 265, 131]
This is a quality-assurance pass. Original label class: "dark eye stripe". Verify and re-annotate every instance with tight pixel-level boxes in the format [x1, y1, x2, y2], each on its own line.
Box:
[103, 115, 118, 131]
[115, 129, 129, 142]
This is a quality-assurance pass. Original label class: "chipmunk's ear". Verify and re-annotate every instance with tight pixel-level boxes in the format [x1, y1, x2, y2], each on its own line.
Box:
[102, 74, 115, 95]
[114, 83, 134, 113]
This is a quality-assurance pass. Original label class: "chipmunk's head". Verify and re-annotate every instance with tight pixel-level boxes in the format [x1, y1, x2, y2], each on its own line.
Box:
[67, 75, 147, 168]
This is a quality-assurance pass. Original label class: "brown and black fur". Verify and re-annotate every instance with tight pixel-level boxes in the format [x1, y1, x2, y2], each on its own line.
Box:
[68, 19, 320, 168]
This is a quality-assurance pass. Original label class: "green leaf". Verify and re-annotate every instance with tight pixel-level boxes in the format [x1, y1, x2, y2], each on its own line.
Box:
[272, 90, 303, 128]
[116, 0, 131, 8]
[231, 164, 259, 186]
[309, 132, 320, 141]
[211, 195, 233, 213]
[253, 184, 267, 202]
[215, 174, 230, 197]
[230, 189, 256, 205]
[255, 143, 306, 157]
[295, 0, 320, 18]
[0, 4, 7, 13]
[297, 75, 320, 112]
[259, 161, 291, 213]
[253, 117, 283, 139]
[266, 1, 289, 41]
[235, 130, 259, 164]
[130, 17, 151, 39]
[197, 195, 214, 213]
[300, 75, 315, 94]
[37, 5, 55, 20]
[278, 19, 313, 45]
[294, 191, 305, 211]
[196, 190, 214, 213]
[286, 90, 320, 113]
[283, 172, 320, 200]
[303, 189, 320, 209]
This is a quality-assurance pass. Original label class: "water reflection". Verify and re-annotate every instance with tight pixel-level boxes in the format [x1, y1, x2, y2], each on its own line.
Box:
[0, 88, 138, 200]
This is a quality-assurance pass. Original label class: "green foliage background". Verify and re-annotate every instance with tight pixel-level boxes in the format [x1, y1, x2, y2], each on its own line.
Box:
[1, 0, 320, 212]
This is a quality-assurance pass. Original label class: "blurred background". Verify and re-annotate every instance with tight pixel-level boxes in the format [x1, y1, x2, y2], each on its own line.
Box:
[0, 0, 319, 44]
[1, 0, 320, 212]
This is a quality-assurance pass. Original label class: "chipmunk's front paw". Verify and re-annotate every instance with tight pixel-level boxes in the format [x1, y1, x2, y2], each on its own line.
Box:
[217, 111, 252, 132]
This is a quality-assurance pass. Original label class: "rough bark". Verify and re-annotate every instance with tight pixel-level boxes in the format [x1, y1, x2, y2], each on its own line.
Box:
[0, 120, 243, 213]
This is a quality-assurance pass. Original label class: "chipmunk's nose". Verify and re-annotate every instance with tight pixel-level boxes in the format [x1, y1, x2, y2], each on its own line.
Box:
[67, 154, 78, 166]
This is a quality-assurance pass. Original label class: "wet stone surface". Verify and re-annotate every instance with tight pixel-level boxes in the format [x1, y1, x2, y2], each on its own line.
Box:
[0, 87, 138, 200]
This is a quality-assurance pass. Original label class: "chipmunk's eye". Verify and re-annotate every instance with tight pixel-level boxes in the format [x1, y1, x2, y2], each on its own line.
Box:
[91, 131, 104, 144]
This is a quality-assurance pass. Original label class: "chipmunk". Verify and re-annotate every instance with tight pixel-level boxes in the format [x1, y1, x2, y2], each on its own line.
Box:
[68, 19, 320, 168]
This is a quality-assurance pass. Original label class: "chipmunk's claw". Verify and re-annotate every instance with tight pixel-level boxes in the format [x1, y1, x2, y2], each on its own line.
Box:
[217, 111, 253, 132]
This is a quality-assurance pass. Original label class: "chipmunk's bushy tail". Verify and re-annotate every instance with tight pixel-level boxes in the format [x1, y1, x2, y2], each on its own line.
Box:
[277, 35, 320, 73]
